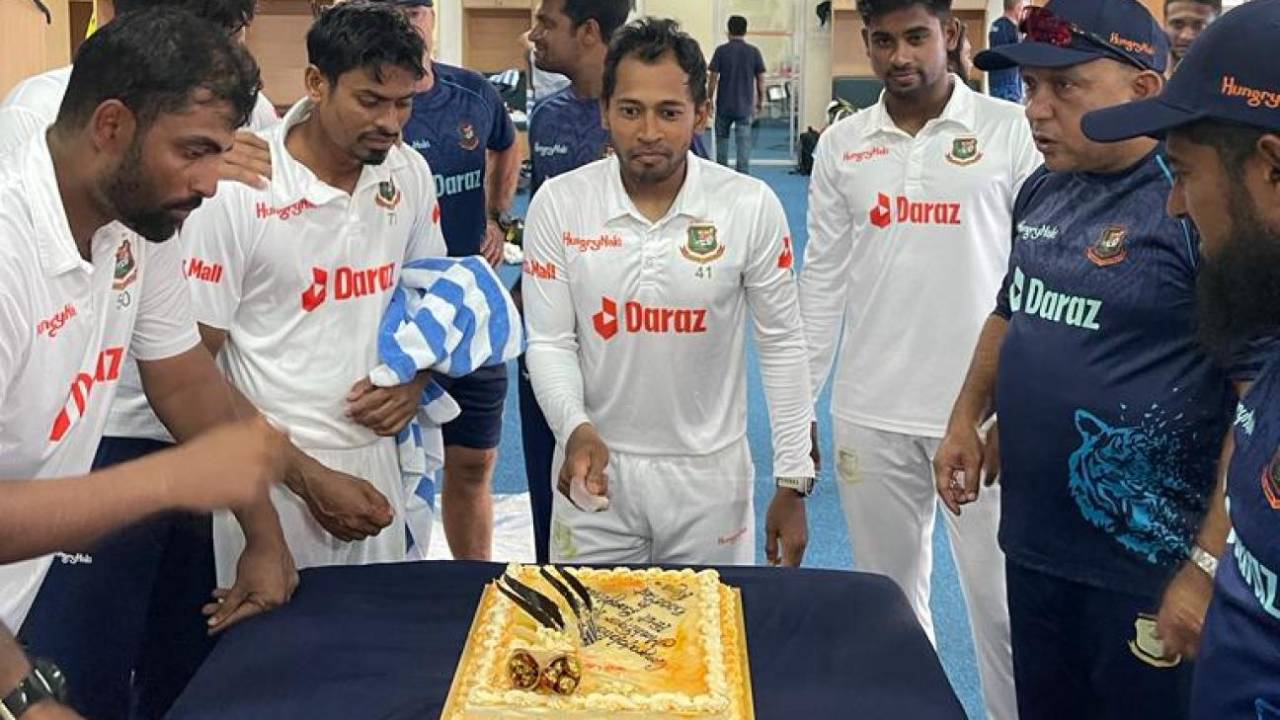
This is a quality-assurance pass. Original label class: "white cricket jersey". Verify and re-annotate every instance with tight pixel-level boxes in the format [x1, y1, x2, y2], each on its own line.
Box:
[0, 134, 200, 630]
[182, 99, 446, 450]
[523, 154, 815, 479]
[800, 78, 1041, 438]
[0, 62, 282, 442]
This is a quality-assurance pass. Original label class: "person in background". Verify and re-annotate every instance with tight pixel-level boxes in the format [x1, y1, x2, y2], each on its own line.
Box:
[801, 0, 1035, 715]
[708, 14, 766, 174]
[987, 0, 1024, 103]
[389, 0, 521, 561]
[521, 29, 571, 105]
[519, 0, 633, 564]
[1164, 0, 1220, 73]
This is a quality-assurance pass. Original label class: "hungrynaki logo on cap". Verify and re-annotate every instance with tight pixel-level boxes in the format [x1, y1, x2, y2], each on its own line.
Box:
[1081, 0, 1280, 143]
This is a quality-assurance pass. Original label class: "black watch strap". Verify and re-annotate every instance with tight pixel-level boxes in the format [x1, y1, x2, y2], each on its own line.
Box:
[1, 659, 67, 720]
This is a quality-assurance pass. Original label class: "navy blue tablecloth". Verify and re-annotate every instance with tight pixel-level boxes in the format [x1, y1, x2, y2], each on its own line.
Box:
[168, 561, 964, 720]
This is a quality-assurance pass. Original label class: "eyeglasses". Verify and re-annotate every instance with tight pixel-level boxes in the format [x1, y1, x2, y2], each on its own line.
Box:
[1019, 5, 1150, 72]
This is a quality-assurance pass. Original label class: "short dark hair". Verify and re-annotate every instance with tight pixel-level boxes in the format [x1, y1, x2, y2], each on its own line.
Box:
[857, 0, 952, 24]
[603, 17, 708, 107]
[57, 8, 260, 132]
[307, 1, 425, 86]
[1003, 0, 1020, 11]
[562, 0, 632, 43]
[1165, 0, 1222, 12]
[1173, 119, 1270, 180]
[728, 15, 747, 35]
[113, 0, 257, 34]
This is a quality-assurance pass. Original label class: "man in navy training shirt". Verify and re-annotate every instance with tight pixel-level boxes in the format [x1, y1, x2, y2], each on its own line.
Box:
[936, 1, 1260, 717]
[389, 0, 521, 561]
[521, 0, 633, 563]
[987, 0, 1024, 103]
[1082, 1, 1280, 716]
[708, 14, 766, 174]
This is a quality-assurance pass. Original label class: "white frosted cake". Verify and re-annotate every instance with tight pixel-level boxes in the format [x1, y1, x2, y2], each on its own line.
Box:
[442, 565, 753, 719]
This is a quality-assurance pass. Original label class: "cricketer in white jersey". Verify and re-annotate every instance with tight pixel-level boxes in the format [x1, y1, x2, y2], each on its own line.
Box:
[181, 97, 447, 585]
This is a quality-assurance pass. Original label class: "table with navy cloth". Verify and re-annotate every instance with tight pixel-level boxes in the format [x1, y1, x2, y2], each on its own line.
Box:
[167, 560, 965, 719]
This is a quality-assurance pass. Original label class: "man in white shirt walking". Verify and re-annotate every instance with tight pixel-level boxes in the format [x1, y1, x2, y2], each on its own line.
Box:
[799, 0, 1039, 717]
[523, 17, 814, 567]
[181, 1, 446, 583]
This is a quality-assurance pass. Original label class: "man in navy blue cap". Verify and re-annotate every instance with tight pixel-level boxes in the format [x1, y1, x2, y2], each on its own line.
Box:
[1082, 2, 1280, 716]
[934, 0, 1261, 717]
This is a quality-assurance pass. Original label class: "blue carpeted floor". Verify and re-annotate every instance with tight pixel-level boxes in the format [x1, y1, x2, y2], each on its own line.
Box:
[492, 164, 986, 718]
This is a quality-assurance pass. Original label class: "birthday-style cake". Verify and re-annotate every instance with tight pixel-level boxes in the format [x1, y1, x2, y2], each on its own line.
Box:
[442, 565, 754, 719]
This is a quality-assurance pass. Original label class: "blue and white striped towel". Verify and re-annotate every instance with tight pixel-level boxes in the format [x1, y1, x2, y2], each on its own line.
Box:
[368, 256, 523, 558]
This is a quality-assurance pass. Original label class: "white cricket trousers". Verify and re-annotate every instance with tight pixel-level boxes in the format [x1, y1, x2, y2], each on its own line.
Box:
[548, 438, 755, 566]
[834, 420, 1017, 720]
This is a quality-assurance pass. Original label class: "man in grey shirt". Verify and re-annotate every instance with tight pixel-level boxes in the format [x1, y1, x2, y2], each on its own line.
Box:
[708, 14, 765, 174]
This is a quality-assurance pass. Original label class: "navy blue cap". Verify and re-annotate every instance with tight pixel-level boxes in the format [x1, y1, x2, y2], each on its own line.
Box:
[974, 0, 1168, 74]
[1084, 0, 1280, 142]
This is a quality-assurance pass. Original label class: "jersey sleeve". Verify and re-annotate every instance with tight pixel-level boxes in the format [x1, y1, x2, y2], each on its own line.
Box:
[798, 130, 854, 403]
[0, 251, 31, 412]
[181, 187, 249, 331]
[523, 183, 591, 442]
[995, 166, 1051, 319]
[744, 184, 817, 480]
[709, 46, 724, 73]
[406, 154, 448, 263]
[483, 80, 516, 153]
[131, 234, 201, 361]
[754, 47, 767, 75]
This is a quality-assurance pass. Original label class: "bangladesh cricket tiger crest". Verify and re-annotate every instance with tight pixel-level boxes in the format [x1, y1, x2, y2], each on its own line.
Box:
[375, 179, 402, 211]
[945, 136, 983, 166]
[112, 238, 137, 291]
[681, 223, 725, 264]
[458, 121, 480, 151]
[1088, 225, 1129, 267]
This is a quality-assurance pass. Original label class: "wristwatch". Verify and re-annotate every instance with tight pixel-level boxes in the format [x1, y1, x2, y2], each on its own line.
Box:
[1, 658, 67, 720]
[776, 476, 816, 498]
[1190, 545, 1219, 579]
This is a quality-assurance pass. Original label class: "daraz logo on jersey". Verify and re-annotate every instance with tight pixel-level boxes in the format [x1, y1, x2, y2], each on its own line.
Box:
[1008, 266, 1103, 331]
[591, 297, 708, 341]
[300, 263, 397, 313]
[868, 193, 961, 229]
[49, 346, 125, 442]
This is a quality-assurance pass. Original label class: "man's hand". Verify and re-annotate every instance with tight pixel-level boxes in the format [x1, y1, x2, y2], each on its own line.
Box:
[1155, 561, 1214, 660]
[203, 538, 298, 635]
[346, 375, 429, 437]
[765, 489, 808, 567]
[166, 416, 287, 512]
[24, 702, 86, 720]
[809, 421, 821, 471]
[219, 130, 272, 189]
[482, 220, 506, 267]
[294, 461, 394, 541]
[934, 420, 987, 516]
[558, 423, 609, 502]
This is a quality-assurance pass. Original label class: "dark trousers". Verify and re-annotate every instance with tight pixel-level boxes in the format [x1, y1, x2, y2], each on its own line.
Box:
[19, 437, 217, 720]
[518, 356, 556, 564]
[1006, 560, 1193, 720]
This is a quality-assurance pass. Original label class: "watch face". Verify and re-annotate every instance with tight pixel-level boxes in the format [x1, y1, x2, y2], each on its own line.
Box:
[33, 659, 68, 703]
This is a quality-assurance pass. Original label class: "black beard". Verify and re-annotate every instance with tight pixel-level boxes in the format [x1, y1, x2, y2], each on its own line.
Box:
[1194, 193, 1280, 361]
[104, 139, 198, 243]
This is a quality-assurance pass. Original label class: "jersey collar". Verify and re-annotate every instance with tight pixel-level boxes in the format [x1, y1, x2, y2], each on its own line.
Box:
[864, 74, 979, 139]
[26, 132, 97, 278]
[603, 151, 709, 225]
[270, 98, 409, 208]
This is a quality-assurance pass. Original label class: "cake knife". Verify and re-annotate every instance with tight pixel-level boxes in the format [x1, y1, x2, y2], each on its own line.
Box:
[496, 578, 565, 632]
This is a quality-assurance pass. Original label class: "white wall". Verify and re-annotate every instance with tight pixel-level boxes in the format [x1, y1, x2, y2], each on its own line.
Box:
[435, 0, 464, 66]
